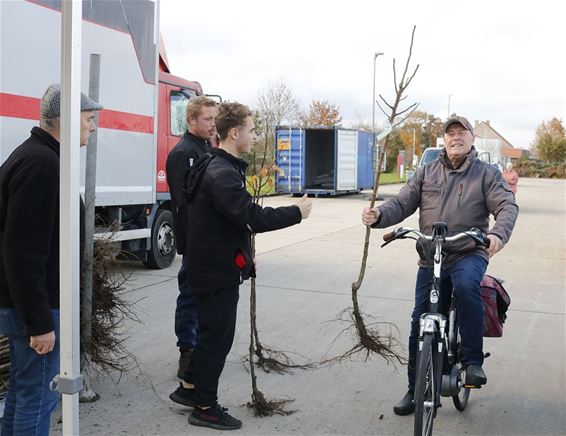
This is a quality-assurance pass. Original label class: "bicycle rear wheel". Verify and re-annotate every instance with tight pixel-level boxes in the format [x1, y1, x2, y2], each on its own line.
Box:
[414, 333, 438, 436]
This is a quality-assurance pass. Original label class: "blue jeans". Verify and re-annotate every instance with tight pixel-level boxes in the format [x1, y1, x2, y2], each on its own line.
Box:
[407, 255, 487, 391]
[0, 309, 60, 436]
[175, 256, 198, 350]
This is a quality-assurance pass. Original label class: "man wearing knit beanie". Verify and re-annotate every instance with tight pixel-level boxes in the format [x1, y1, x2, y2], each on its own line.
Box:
[0, 83, 102, 435]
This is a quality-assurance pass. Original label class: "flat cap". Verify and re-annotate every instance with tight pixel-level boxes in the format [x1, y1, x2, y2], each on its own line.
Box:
[443, 116, 473, 134]
[40, 83, 103, 119]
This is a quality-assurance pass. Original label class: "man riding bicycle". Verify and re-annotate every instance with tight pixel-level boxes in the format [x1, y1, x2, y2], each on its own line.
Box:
[361, 116, 518, 416]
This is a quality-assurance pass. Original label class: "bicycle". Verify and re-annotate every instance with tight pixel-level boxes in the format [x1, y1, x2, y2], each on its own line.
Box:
[381, 222, 490, 436]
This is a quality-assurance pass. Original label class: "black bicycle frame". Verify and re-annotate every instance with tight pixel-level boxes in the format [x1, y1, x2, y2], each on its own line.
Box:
[418, 222, 451, 411]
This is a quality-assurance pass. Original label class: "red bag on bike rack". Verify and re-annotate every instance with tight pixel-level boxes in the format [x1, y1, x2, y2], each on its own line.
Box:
[481, 274, 511, 337]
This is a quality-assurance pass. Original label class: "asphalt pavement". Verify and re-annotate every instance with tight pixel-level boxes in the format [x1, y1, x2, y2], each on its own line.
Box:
[52, 178, 565, 435]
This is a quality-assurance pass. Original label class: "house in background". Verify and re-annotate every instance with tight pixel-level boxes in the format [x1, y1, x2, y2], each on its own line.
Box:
[474, 120, 529, 161]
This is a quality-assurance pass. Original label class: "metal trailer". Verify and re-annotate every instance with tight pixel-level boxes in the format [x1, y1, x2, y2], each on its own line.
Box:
[274, 126, 375, 196]
[0, 0, 207, 269]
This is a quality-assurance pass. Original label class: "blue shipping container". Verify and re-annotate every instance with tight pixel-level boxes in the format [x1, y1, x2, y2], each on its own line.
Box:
[275, 127, 375, 195]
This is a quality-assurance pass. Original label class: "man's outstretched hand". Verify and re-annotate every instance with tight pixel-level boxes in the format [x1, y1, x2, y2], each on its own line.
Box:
[296, 194, 312, 219]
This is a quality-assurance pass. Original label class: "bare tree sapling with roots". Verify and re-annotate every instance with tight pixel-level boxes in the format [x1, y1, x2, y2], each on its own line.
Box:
[328, 26, 420, 365]
[246, 121, 314, 416]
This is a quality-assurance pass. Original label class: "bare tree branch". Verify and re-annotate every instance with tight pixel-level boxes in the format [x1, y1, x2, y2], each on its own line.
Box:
[396, 102, 419, 118]
[376, 100, 390, 119]
[393, 59, 398, 94]
[398, 25, 417, 91]
[256, 81, 301, 128]
[391, 104, 420, 129]
[378, 94, 394, 110]
[404, 64, 420, 89]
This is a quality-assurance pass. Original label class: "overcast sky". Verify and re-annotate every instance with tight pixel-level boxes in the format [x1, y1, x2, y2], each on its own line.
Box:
[160, 0, 565, 149]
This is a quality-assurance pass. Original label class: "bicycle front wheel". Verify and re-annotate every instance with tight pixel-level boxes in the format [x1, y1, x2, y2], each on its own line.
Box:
[414, 333, 438, 436]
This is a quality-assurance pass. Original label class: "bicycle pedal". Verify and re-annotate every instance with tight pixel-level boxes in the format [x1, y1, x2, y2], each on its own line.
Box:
[463, 384, 482, 389]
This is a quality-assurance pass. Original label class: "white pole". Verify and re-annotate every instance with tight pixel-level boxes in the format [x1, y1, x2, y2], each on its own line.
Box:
[412, 128, 416, 168]
[59, 1, 83, 434]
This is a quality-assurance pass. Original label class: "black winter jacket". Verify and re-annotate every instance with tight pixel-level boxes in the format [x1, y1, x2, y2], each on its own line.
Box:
[0, 127, 85, 336]
[166, 131, 211, 255]
[185, 147, 302, 293]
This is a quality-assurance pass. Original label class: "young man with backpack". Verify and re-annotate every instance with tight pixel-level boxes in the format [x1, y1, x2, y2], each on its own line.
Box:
[182, 101, 312, 430]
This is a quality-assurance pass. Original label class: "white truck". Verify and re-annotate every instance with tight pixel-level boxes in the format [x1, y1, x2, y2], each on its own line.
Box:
[0, 0, 211, 269]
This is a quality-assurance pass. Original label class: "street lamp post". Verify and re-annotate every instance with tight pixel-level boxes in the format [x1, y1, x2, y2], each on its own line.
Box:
[447, 94, 453, 119]
[411, 127, 416, 168]
[372, 52, 384, 134]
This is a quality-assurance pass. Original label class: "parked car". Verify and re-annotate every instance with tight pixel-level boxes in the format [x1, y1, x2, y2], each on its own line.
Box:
[406, 147, 442, 181]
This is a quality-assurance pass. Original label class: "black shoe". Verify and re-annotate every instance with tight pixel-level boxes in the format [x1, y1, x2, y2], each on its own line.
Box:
[188, 404, 242, 430]
[177, 349, 193, 380]
[464, 365, 487, 386]
[169, 383, 196, 408]
[393, 391, 415, 416]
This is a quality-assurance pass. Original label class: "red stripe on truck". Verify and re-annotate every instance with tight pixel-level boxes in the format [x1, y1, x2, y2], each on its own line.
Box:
[0, 93, 40, 120]
[98, 109, 154, 134]
[0, 92, 154, 134]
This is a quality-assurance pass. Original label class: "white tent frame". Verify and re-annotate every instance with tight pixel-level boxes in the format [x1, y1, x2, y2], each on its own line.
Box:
[58, 1, 83, 434]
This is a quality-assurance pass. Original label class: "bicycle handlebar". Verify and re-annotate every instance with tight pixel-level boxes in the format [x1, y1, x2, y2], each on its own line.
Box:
[382, 230, 396, 243]
[381, 227, 490, 248]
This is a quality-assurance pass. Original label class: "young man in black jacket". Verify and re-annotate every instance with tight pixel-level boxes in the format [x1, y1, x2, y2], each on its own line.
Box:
[165, 96, 217, 402]
[183, 102, 312, 430]
[0, 83, 102, 435]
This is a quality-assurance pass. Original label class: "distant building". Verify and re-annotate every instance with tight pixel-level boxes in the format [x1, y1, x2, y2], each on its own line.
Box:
[474, 120, 529, 163]
[436, 119, 530, 163]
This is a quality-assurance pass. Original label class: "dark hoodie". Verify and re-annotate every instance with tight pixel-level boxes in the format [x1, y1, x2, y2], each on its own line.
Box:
[373, 146, 518, 267]
[184, 147, 302, 293]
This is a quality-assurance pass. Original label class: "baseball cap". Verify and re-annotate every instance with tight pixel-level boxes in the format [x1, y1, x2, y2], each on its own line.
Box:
[443, 116, 473, 134]
[40, 83, 103, 119]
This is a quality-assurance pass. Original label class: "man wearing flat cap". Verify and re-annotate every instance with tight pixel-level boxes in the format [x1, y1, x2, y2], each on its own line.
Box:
[361, 115, 518, 415]
[0, 83, 102, 435]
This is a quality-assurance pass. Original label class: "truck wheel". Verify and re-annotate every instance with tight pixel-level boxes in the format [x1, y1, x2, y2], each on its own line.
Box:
[144, 208, 176, 269]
